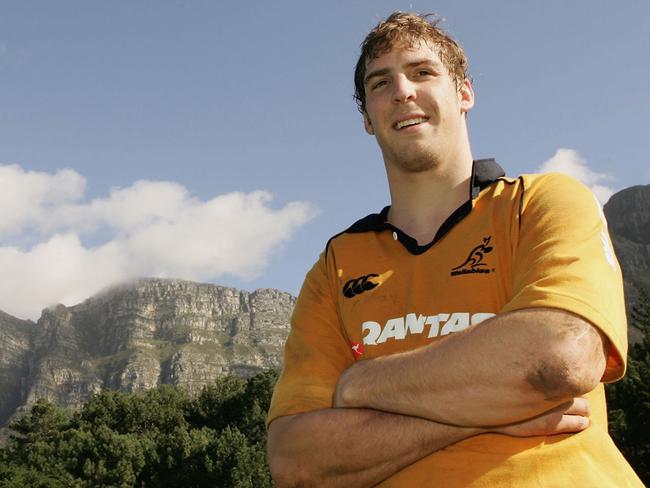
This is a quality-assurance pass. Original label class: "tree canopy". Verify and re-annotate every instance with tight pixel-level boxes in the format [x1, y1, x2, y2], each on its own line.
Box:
[606, 289, 650, 485]
[0, 370, 278, 487]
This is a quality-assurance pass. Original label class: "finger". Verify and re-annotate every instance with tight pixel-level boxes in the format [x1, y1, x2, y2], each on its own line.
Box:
[545, 414, 590, 435]
[563, 397, 590, 417]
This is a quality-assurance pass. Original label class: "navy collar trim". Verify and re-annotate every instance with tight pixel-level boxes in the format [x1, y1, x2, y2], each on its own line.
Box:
[337, 159, 506, 255]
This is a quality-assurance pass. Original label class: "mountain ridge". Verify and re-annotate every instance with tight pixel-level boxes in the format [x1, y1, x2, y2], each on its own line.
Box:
[0, 278, 293, 427]
[605, 183, 650, 311]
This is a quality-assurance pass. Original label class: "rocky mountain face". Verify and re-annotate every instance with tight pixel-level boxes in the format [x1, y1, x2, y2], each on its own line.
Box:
[0, 279, 293, 427]
[0, 311, 35, 429]
[604, 184, 650, 313]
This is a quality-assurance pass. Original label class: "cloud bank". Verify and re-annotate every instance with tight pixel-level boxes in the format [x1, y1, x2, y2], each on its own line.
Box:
[536, 148, 615, 204]
[0, 164, 316, 320]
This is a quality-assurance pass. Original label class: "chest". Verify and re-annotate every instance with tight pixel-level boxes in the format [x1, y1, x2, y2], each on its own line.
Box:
[334, 226, 514, 359]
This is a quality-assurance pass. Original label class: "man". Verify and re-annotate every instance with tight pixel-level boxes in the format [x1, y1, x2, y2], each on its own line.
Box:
[266, 12, 642, 487]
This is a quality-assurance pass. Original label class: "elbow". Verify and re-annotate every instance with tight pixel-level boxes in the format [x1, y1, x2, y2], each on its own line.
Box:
[526, 353, 602, 400]
[267, 456, 300, 488]
[267, 448, 304, 488]
[268, 457, 316, 488]
[267, 420, 314, 488]
[526, 321, 607, 400]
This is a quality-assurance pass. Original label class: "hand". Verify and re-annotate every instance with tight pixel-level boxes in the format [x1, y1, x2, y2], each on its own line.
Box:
[493, 397, 590, 437]
[333, 361, 363, 408]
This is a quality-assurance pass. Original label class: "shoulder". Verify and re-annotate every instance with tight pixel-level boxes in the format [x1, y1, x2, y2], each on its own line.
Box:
[520, 172, 594, 199]
[324, 209, 387, 257]
[518, 172, 600, 213]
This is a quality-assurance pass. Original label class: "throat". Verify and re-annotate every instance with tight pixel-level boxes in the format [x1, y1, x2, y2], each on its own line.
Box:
[387, 178, 472, 246]
[388, 212, 444, 246]
[409, 228, 439, 246]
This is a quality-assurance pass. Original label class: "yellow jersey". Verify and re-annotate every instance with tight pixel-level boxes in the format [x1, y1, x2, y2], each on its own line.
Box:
[268, 159, 642, 487]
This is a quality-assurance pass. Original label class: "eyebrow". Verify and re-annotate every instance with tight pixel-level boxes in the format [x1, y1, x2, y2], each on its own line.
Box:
[364, 58, 442, 85]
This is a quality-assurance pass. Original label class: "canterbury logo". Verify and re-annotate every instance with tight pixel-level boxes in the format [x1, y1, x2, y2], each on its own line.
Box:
[343, 274, 379, 298]
[451, 236, 494, 276]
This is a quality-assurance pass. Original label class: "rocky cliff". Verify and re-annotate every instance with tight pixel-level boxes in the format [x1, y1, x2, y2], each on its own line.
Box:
[604, 184, 650, 306]
[0, 279, 293, 427]
[0, 311, 35, 428]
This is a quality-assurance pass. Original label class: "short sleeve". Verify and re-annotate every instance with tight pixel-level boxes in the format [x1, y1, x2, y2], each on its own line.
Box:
[501, 173, 628, 382]
[267, 251, 354, 426]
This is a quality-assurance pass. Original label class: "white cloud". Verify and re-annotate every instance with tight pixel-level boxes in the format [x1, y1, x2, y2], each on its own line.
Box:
[536, 148, 616, 204]
[0, 164, 317, 320]
[0, 164, 86, 235]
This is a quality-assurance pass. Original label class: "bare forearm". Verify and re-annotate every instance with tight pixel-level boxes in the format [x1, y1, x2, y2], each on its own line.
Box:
[335, 309, 606, 426]
[267, 408, 481, 488]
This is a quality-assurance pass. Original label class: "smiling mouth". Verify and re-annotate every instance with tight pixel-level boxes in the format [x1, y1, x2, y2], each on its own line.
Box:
[394, 116, 429, 130]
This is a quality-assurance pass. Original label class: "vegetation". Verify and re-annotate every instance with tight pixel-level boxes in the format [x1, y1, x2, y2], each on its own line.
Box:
[0, 370, 278, 487]
[606, 289, 650, 485]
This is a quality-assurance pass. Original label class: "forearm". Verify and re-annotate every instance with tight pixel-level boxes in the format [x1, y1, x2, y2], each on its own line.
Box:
[335, 309, 606, 426]
[267, 407, 481, 488]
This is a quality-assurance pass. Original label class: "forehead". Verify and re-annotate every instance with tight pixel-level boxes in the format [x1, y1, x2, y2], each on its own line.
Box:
[365, 41, 444, 72]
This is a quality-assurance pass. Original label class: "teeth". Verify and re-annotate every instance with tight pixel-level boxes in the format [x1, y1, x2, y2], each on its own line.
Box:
[396, 117, 428, 129]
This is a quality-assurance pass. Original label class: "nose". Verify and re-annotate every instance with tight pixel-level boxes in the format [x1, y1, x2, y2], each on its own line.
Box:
[392, 74, 416, 103]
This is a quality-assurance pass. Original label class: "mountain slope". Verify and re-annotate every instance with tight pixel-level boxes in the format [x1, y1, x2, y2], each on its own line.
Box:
[605, 184, 650, 304]
[0, 278, 293, 427]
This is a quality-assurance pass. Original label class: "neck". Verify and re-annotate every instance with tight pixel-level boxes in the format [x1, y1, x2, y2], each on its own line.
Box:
[386, 154, 473, 245]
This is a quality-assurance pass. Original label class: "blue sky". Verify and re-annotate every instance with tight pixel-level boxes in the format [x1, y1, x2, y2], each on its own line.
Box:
[1, 1, 649, 319]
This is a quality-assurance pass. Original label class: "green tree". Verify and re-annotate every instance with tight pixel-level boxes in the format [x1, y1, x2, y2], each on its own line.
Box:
[1, 400, 81, 487]
[235, 369, 280, 445]
[77, 385, 191, 435]
[606, 289, 650, 484]
[0, 370, 279, 487]
[189, 374, 247, 432]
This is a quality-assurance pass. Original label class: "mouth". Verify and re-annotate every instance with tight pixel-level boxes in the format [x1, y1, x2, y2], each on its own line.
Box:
[393, 116, 429, 130]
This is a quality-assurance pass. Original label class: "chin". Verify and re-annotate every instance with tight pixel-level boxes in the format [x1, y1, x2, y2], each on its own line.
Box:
[394, 151, 441, 173]
[399, 160, 436, 173]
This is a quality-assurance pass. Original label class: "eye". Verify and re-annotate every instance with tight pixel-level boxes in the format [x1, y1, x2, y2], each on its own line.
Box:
[372, 79, 388, 90]
[417, 69, 432, 77]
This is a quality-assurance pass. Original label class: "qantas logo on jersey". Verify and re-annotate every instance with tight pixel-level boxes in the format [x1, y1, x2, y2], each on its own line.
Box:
[361, 312, 496, 346]
[451, 236, 495, 276]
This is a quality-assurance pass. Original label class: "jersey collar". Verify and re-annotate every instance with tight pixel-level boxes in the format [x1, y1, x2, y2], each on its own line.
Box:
[343, 159, 505, 255]
[471, 158, 506, 198]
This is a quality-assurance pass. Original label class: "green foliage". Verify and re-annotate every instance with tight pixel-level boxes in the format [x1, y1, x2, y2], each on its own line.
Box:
[606, 289, 650, 485]
[0, 370, 279, 487]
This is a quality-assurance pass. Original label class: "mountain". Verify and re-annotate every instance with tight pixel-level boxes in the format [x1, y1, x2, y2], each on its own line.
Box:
[0, 311, 36, 429]
[0, 278, 293, 427]
[604, 184, 650, 333]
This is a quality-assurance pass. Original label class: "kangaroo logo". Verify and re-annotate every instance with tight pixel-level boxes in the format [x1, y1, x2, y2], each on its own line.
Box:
[451, 237, 494, 276]
[350, 341, 364, 358]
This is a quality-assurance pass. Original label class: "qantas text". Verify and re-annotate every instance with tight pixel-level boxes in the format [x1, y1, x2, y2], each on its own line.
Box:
[362, 312, 496, 346]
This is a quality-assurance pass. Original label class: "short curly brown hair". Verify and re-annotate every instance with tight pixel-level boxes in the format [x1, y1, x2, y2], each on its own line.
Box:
[353, 12, 469, 114]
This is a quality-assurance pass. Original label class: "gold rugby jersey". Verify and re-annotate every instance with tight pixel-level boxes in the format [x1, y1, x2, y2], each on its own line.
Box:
[268, 159, 642, 487]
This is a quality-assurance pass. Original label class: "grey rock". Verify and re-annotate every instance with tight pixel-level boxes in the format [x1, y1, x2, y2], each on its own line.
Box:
[605, 184, 650, 343]
[605, 185, 650, 245]
[0, 311, 35, 427]
[0, 278, 294, 427]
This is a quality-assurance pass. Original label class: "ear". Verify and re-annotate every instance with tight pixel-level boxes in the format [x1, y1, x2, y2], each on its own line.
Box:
[458, 79, 475, 114]
[363, 112, 374, 135]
